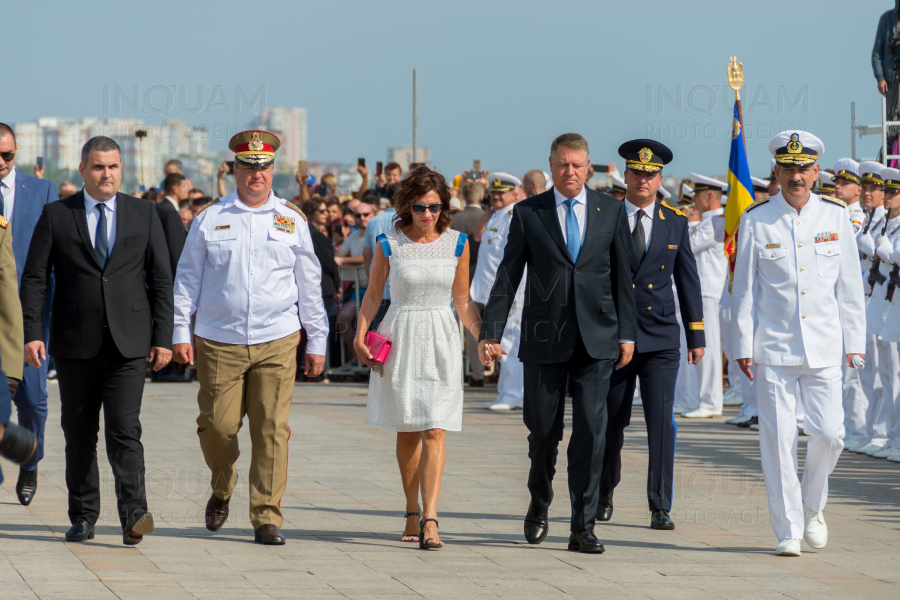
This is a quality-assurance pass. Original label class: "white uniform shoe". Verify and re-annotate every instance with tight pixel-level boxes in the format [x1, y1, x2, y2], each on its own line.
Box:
[723, 389, 743, 406]
[888, 452, 900, 463]
[682, 407, 721, 419]
[803, 505, 827, 549]
[843, 438, 865, 452]
[750, 423, 760, 430]
[775, 539, 801, 556]
[727, 414, 752, 425]
[872, 446, 900, 459]
[861, 441, 887, 456]
[849, 442, 874, 454]
[484, 401, 520, 411]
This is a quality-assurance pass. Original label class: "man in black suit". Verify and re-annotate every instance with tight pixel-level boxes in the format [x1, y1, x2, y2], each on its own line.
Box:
[154, 173, 189, 382]
[599, 140, 706, 531]
[20, 136, 174, 545]
[480, 133, 637, 553]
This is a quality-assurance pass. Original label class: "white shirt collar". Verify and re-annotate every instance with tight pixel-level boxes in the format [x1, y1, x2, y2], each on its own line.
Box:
[623, 197, 654, 217]
[83, 188, 117, 213]
[701, 207, 725, 220]
[0, 165, 15, 189]
[553, 185, 587, 206]
[232, 190, 277, 212]
[164, 195, 180, 211]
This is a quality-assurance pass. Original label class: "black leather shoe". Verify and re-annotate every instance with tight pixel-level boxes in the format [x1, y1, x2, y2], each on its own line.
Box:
[254, 524, 286, 545]
[205, 493, 230, 532]
[650, 509, 675, 530]
[596, 487, 614, 522]
[568, 528, 605, 553]
[469, 379, 484, 388]
[65, 520, 95, 542]
[16, 467, 37, 506]
[123, 512, 155, 545]
[524, 501, 549, 544]
[738, 416, 759, 429]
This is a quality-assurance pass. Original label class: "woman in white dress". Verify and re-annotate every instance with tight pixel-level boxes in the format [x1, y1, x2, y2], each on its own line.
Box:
[354, 167, 484, 550]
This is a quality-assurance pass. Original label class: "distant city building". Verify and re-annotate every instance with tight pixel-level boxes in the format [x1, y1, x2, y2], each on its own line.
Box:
[387, 146, 429, 172]
[258, 107, 307, 173]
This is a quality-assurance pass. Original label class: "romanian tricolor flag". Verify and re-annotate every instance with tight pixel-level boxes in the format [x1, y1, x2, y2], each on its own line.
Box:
[724, 102, 754, 267]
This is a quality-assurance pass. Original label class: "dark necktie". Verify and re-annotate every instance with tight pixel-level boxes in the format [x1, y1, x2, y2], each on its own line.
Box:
[95, 203, 109, 268]
[632, 209, 646, 261]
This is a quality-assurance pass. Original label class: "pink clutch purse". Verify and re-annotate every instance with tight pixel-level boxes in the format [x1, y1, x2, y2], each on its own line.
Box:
[365, 331, 393, 364]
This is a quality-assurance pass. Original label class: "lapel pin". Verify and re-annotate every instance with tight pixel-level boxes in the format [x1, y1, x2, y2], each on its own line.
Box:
[597, 207, 601, 211]
[659, 208, 665, 220]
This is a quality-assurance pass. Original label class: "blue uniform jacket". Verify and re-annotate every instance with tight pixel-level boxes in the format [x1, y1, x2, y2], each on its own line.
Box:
[11, 172, 58, 325]
[626, 201, 705, 353]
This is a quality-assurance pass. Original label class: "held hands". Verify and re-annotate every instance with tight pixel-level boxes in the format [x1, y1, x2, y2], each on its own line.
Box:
[478, 339, 506, 367]
[148, 347, 173, 371]
[173, 343, 194, 365]
[24, 341, 46, 368]
[615, 343, 634, 370]
[688, 347, 704, 365]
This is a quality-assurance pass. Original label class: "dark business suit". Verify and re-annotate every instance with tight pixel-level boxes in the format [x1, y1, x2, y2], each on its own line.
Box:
[7, 171, 57, 471]
[20, 191, 173, 527]
[602, 201, 705, 512]
[481, 187, 637, 532]
[155, 197, 186, 277]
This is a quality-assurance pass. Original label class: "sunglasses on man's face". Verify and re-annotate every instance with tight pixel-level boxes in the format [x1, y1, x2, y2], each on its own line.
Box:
[0, 152, 15, 162]
[354, 211, 373, 219]
[411, 203, 442, 215]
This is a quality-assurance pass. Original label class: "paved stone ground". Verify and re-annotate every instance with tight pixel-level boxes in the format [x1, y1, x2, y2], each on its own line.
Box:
[1, 381, 899, 600]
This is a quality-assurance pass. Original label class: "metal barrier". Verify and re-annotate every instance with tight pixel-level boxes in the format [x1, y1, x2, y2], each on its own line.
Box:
[850, 96, 900, 165]
[324, 268, 371, 380]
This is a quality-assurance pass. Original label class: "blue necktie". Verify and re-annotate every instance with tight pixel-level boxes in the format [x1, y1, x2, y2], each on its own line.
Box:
[564, 198, 581, 262]
[95, 204, 109, 268]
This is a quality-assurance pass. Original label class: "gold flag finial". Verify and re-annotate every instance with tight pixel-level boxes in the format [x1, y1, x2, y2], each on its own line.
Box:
[727, 56, 743, 99]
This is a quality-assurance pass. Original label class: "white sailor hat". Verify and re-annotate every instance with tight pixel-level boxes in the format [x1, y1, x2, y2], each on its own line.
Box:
[832, 158, 860, 184]
[768, 130, 824, 166]
[815, 171, 835, 193]
[858, 161, 885, 185]
[680, 183, 694, 203]
[657, 185, 671, 199]
[487, 172, 522, 192]
[767, 158, 777, 180]
[750, 176, 769, 191]
[609, 172, 627, 192]
[690, 173, 728, 192]
[882, 167, 900, 191]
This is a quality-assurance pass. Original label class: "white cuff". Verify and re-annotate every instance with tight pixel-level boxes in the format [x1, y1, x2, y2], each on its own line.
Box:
[172, 326, 192, 345]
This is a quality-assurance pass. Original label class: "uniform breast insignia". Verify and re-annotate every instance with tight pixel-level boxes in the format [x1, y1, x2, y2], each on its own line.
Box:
[667, 245, 678, 250]
[273, 214, 296, 234]
[489, 227, 499, 232]
[197, 197, 221, 214]
[814, 232, 838, 243]
[659, 208, 665, 220]
[0, 215, 7, 229]
[508, 209, 514, 216]
[214, 224, 231, 231]
[765, 243, 781, 248]
[821, 196, 847, 207]
[745, 197, 770, 212]
[283, 200, 308, 221]
[660, 201, 685, 217]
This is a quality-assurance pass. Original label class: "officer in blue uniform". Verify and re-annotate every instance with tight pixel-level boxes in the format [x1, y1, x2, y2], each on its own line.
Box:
[599, 139, 706, 530]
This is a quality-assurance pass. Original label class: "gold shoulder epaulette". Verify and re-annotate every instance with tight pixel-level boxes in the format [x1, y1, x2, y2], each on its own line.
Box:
[660, 201, 685, 217]
[284, 201, 308, 221]
[821, 195, 847, 208]
[197, 197, 221, 214]
[0, 215, 8, 229]
[745, 197, 770, 212]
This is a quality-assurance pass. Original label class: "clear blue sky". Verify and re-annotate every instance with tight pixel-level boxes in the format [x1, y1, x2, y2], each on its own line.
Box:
[2, 0, 891, 178]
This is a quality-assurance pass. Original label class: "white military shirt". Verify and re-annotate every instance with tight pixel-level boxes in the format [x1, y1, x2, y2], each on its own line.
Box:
[847, 201, 866, 234]
[878, 228, 900, 342]
[471, 205, 516, 304]
[689, 208, 727, 299]
[861, 214, 900, 335]
[731, 192, 866, 368]
[859, 205, 886, 295]
[173, 191, 329, 354]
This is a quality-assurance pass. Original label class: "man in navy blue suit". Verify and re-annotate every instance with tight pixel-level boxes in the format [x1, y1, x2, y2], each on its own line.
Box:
[599, 139, 706, 530]
[0, 123, 58, 505]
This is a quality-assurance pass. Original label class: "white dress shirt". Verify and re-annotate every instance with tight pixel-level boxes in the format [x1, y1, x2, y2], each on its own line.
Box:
[83, 189, 117, 252]
[172, 191, 329, 354]
[553, 185, 588, 243]
[731, 192, 866, 368]
[624, 197, 654, 247]
[0, 166, 16, 221]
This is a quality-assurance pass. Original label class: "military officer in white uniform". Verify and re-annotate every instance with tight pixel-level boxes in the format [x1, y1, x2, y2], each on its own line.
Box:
[732, 131, 866, 556]
[682, 174, 727, 418]
[831, 159, 868, 450]
[472, 172, 525, 410]
[172, 130, 329, 545]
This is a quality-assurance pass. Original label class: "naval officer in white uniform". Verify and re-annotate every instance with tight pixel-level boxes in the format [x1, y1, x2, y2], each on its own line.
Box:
[732, 131, 866, 557]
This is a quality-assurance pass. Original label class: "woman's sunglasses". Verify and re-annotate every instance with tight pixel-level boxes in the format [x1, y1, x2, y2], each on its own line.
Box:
[411, 203, 442, 214]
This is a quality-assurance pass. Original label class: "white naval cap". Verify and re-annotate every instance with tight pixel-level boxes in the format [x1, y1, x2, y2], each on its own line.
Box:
[768, 130, 824, 166]
[487, 172, 522, 192]
[832, 158, 860, 183]
[680, 183, 694, 202]
[750, 176, 769, 191]
[767, 158, 777, 179]
[882, 167, 900, 190]
[858, 161, 885, 185]
[690, 173, 728, 192]
[657, 185, 671, 199]
[610, 172, 627, 191]
[815, 171, 835, 193]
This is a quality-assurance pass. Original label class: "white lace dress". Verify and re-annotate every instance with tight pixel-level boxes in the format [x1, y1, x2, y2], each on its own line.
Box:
[365, 228, 465, 432]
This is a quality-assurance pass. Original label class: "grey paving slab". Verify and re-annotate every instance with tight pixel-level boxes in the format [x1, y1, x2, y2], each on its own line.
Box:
[0, 380, 898, 600]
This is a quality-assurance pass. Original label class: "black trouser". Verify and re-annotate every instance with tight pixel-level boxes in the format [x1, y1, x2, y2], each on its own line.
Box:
[55, 328, 148, 529]
[522, 331, 613, 533]
[603, 348, 679, 512]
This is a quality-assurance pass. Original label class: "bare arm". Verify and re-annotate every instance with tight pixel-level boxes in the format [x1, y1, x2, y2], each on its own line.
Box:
[353, 243, 389, 365]
[452, 241, 482, 339]
[357, 165, 369, 198]
[363, 246, 374, 278]
[334, 255, 363, 266]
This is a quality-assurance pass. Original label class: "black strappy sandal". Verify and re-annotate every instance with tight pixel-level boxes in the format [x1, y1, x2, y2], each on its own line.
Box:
[401, 512, 420, 543]
[419, 518, 443, 550]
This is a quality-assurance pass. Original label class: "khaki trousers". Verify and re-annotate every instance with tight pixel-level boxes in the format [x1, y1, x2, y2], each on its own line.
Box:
[195, 331, 299, 529]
